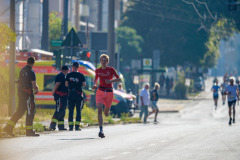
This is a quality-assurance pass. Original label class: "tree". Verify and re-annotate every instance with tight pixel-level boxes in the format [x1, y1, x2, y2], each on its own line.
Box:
[49, 12, 75, 51]
[121, 0, 239, 68]
[117, 26, 143, 68]
[49, 12, 62, 51]
[0, 24, 16, 53]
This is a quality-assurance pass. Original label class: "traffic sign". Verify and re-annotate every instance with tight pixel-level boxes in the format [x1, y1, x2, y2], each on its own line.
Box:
[51, 40, 63, 46]
[62, 28, 83, 47]
[143, 58, 152, 70]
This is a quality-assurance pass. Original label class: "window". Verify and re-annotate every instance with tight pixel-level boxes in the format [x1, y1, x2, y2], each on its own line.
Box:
[44, 75, 56, 91]
[84, 76, 94, 91]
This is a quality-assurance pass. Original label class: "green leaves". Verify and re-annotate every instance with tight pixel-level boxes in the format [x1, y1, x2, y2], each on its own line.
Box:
[121, 0, 239, 68]
[0, 24, 16, 53]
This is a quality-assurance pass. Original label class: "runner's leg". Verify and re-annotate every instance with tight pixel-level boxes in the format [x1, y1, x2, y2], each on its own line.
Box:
[97, 103, 104, 130]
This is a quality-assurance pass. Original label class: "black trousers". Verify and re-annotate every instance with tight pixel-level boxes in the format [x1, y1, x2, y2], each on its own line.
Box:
[51, 95, 67, 129]
[68, 98, 83, 129]
[9, 90, 35, 129]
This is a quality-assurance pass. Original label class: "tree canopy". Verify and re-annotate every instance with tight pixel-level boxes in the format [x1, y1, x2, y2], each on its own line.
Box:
[0, 24, 16, 53]
[121, 0, 239, 68]
[117, 26, 143, 68]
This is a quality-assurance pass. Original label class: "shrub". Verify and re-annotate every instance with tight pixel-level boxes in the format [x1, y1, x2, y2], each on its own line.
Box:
[174, 81, 187, 99]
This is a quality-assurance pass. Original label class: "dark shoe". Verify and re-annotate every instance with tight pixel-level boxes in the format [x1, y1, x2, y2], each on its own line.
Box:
[69, 127, 73, 131]
[154, 120, 159, 124]
[98, 131, 105, 138]
[75, 128, 81, 131]
[26, 130, 40, 137]
[233, 118, 235, 123]
[229, 118, 232, 125]
[3, 126, 15, 137]
[49, 123, 56, 131]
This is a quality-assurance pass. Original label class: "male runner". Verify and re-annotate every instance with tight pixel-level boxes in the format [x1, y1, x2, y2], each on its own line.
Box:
[211, 82, 221, 110]
[92, 54, 121, 138]
[225, 77, 239, 125]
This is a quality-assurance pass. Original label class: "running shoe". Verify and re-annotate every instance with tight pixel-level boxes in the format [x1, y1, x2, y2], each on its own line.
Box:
[98, 131, 105, 138]
[233, 118, 235, 123]
[229, 118, 232, 125]
[154, 121, 159, 124]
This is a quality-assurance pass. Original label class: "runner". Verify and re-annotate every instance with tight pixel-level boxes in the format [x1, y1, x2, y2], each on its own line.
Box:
[225, 77, 239, 125]
[220, 78, 228, 105]
[211, 81, 221, 110]
[92, 54, 121, 138]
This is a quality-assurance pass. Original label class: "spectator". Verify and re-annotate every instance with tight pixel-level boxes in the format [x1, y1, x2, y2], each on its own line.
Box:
[139, 83, 150, 123]
[147, 82, 160, 123]
[165, 76, 170, 96]
[117, 82, 125, 92]
[159, 73, 165, 92]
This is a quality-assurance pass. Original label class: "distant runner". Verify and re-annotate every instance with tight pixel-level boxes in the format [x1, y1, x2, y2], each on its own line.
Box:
[220, 79, 228, 105]
[92, 54, 121, 138]
[225, 77, 239, 125]
[211, 82, 221, 110]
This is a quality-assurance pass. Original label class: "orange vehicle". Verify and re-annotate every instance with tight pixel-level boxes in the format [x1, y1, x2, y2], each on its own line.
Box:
[16, 60, 136, 116]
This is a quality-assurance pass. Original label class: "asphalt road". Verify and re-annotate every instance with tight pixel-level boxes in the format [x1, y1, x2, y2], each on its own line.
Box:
[0, 78, 240, 160]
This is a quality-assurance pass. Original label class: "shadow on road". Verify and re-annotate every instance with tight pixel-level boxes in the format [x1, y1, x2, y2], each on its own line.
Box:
[58, 137, 96, 141]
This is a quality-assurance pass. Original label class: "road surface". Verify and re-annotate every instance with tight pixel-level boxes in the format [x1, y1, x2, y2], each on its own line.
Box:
[0, 78, 240, 160]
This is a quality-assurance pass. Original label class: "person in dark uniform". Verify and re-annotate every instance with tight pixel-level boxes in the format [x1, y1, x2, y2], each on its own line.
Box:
[65, 62, 86, 131]
[4, 56, 39, 137]
[49, 65, 69, 131]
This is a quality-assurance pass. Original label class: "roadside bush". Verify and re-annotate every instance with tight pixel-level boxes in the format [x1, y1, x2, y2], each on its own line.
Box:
[174, 82, 187, 99]
[174, 70, 187, 99]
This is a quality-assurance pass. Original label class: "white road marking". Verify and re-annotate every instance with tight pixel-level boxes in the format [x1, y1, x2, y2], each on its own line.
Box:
[120, 152, 131, 155]
[149, 143, 156, 146]
[102, 156, 115, 160]
[136, 147, 145, 150]
[159, 140, 168, 143]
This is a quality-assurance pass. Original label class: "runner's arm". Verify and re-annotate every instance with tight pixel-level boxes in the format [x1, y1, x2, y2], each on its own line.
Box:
[92, 73, 98, 90]
[108, 68, 121, 83]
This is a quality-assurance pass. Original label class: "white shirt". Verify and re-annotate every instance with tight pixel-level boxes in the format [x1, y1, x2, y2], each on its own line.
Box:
[226, 84, 238, 102]
[140, 88, 150, 106]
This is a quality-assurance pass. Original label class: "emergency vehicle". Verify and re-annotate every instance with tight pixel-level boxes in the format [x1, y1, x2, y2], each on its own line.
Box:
[16, 60, 136, 117]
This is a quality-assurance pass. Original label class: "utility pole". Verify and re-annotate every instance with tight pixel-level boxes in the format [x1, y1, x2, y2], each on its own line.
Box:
[63, 0, 69, 65]
[9, 0, 16, 116]
[108, 0, 115, 67]
[41, 0, 49, 51]
[75, 0, 79, 31]
[64, 0, 69, 36]
[98, 0, 103, 31]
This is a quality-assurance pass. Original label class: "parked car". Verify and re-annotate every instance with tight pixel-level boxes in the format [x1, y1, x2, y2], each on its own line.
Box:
[194, 76, 205, 91]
